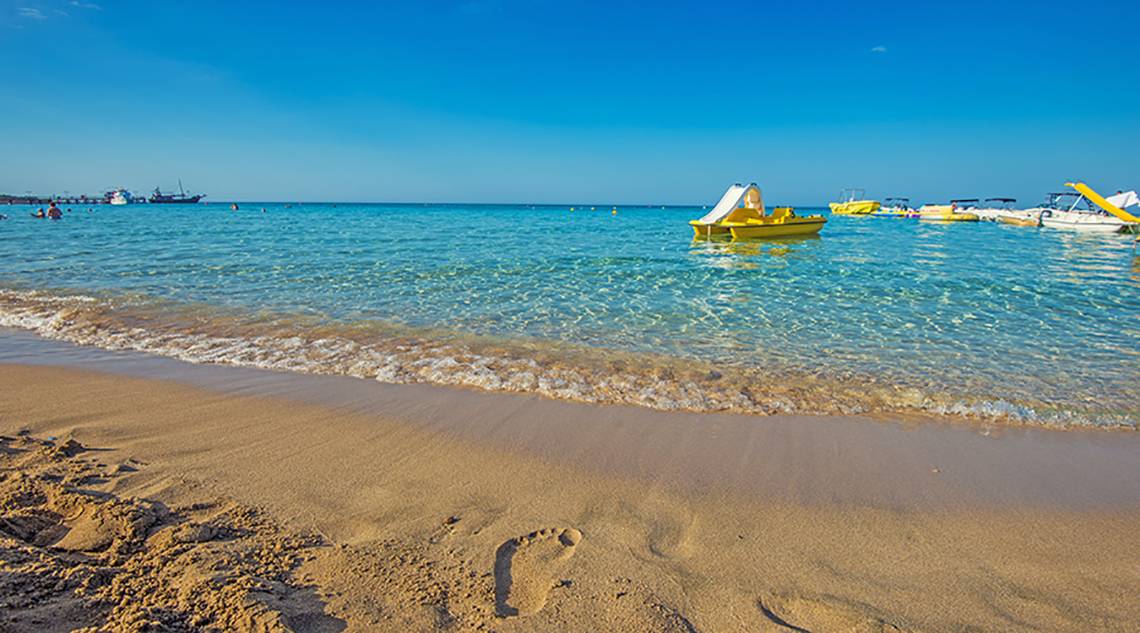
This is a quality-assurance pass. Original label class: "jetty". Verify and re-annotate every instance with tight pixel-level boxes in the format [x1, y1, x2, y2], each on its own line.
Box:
[1, 193, 141, 205]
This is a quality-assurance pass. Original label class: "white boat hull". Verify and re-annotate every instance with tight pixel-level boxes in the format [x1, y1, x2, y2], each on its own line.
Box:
[1040, 210, 1132, 233]
[108, 189, 132, 205]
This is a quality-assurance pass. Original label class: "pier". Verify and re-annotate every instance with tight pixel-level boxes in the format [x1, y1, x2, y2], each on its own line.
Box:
[1, 193, 109, 205]
[0, 193, 157, 206]
[50, 194, 107, 205]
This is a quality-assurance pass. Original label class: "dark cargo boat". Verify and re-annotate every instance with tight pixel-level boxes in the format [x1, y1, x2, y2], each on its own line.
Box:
[149, 179, 205, 204]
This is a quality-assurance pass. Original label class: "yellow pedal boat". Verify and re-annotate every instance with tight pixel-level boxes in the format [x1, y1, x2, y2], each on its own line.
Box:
[829, 188, 880, 215]
[726, 209, 827, 239]
[690, 183, 826, 239]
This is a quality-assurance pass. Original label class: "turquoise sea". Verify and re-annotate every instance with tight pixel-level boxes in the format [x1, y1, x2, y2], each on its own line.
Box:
[1, 203, 1136, 428]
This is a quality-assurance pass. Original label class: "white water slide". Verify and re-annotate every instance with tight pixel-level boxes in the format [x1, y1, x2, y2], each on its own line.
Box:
[695, 183, 764, 224]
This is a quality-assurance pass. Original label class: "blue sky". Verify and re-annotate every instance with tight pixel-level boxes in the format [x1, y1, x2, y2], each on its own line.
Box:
[1, 0, 1137, 204]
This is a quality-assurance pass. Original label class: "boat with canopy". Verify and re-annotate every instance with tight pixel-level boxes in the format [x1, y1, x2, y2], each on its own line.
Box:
[950, 199, 981, 212]
[828, 188, 880, 215]
[974, 198, 1041, 226]
[871, 197, 916, 217]
[1034, 182, 1140, 233]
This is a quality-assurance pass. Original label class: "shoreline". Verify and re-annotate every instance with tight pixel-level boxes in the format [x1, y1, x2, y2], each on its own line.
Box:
[1, 288, 1135, 431]
[0, 359, 1137, 630]
[3, 330, 1140, 510]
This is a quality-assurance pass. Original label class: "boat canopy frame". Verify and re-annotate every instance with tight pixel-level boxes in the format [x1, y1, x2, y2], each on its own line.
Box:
[982, 197, 1018, 209]
[1043, 191, 1112, 216]
[837, 187, 866, 202]
[1043, 192, 1086, 211]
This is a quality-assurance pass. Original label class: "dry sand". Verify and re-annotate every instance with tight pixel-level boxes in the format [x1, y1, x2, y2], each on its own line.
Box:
[1, 363, 1138, 632]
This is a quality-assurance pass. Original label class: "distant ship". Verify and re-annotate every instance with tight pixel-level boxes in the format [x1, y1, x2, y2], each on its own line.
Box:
[149, 179, 205, 204]
[106, 189, 134, 205]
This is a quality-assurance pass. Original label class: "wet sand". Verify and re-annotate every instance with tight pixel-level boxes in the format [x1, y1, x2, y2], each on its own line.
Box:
[2, 333, 1139, 631]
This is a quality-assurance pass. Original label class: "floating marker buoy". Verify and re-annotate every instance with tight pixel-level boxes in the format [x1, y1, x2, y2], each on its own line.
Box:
[612, 209, 617, 215]
[591, 206, 596, 211]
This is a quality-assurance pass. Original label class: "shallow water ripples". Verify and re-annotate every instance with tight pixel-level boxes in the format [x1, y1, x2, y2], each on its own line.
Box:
[1, 203, 1136, 426]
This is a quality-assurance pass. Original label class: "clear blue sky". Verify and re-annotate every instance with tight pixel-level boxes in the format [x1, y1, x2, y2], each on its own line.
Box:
[2, 1, 1137, 204]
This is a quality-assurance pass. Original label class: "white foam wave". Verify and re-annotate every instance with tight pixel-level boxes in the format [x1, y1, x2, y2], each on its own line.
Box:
[0, 289, 1133, 430]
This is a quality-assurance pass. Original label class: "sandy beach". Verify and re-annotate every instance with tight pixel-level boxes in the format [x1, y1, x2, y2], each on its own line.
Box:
[7, 2, 1140, 630]
[2, 340, 1138, 632]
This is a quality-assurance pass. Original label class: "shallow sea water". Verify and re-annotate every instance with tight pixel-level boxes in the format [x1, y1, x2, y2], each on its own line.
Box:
[1, 203, 1136, 427]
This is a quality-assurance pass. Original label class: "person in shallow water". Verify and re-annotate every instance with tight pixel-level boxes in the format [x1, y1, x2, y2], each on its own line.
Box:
[47, 203, 62, 220]
[32, 208, 45, 218]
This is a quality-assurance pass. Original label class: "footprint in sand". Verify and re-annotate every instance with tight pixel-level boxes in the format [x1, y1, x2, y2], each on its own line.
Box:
[494, 527, 582, 617]
[757, 592, 913, 633]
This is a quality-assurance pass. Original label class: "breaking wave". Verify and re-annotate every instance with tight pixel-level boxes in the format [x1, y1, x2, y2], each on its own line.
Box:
[0, 288, 1133, 430]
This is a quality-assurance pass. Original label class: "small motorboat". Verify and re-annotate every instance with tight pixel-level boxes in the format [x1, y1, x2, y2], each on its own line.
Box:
[829, 188, 880, 215]
[974, 197, 1014, 222]
[150, 179, 205, 204]
[974, 197, 1040, 226]
[690, 183, 826, 240]
[1034, 183, 1139, 233]
[951, 198, 981, 213]
[871, 197, 915, 217]
[917, 203, 979, 222]
[106, 188, 134, 205]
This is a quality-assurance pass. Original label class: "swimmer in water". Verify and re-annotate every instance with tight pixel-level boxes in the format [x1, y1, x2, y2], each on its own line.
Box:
[32, 208, 46, 218]
[47, 202, 62, 219]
